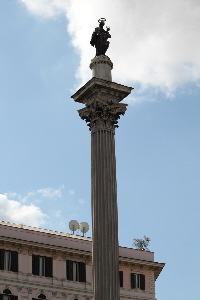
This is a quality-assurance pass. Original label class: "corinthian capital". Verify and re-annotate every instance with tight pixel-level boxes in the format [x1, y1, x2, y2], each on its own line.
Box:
[78, 100, 127, 132]
[71, 77, 132, 132]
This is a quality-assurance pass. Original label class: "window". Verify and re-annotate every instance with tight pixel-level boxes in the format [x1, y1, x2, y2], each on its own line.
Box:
[131, 273, 145, 290]
[38, 295, 46, 299]
[66, 260, 86, 282]
[32, 255, 52, 277]
[32, 294, 46, 300]
[0, 249, 18, 272]
[119, 270, 123, 287]
[0, 289, 18, 300]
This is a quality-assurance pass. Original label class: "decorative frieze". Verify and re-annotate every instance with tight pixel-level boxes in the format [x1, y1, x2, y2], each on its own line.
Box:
[62, 292, 67, 298]
[52, 253, 57, 260]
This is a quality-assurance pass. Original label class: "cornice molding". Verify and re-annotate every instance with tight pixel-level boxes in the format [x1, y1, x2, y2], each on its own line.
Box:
[0, 236, 164, 278]
[71, 77, 133, 104]
[0, 276, 93, 296]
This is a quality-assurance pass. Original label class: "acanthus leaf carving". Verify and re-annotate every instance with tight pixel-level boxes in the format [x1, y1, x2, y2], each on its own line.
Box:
[78, 100, 127, 132]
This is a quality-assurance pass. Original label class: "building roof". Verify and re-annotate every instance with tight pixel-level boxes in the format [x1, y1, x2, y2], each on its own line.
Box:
[0, 221, 165, 279]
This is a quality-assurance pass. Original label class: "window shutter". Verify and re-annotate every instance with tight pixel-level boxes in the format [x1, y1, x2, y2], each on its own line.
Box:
[119, 270, 123, 287]
[11, 296, 18, 300]
[140, 274, 145, 290]
[11, 251, 18, 272]
[45, 256, 52, 277]
[0, 249, 5, 270]
[32, 254, 39, 275]
[66, 260, 73, 280]
[131, 273, 136, 289]
[79, 262, 86, 282]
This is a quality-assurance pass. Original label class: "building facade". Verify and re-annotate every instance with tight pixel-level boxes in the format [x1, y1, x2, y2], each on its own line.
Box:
[0, 221, 164, 300]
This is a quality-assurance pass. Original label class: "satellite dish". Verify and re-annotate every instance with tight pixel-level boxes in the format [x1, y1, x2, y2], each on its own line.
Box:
[79, 222, 89, 236]
[69, 220, 79, 234]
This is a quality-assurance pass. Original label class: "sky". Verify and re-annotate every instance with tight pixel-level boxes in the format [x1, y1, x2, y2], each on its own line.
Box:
[0, 0, 199, 299]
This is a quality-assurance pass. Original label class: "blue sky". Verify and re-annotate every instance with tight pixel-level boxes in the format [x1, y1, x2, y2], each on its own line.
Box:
[0, 1, 200, 300]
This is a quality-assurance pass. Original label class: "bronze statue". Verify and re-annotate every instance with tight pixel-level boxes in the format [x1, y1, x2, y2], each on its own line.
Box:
[90, 18, 111, 56]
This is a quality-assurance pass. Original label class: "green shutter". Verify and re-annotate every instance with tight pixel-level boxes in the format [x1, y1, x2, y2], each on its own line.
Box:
[131, 273, 136, 289]
[0, 249, 5, 270]
[11, 251, 18, 272]
[32, 254, 39, 275]
[66, 260, 73, 280]
[45, 256, 52, 277]
[140, 274, 145, 290]
[79, 262, 86, 282]
[119, 270, 123, 287]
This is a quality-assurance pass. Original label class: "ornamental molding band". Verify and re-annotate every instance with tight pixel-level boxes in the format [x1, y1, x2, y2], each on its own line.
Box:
[90, 55, 113, 69]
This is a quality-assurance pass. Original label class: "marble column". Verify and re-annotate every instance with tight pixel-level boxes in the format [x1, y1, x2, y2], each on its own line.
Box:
[71, 57, 132, 300]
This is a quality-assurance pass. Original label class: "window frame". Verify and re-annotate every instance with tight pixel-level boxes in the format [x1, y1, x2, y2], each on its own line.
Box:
[66, 260, 86, 283]
[4, 251, 12, 271]
[0, 289, 18, 300]
[0, 249, 18, 273]
[32, 254, 52, 278]
[131, 273, 145, 290]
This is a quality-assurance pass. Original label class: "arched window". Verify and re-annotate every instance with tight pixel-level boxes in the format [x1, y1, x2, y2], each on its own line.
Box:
[1, 289, 17, 300]
[38, 295, 46, 299]
[3, 290, 12, 295]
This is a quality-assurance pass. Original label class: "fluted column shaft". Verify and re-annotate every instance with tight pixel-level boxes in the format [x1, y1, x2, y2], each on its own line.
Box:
[91, 129, 119, 300]
[71, 76, 132, 300]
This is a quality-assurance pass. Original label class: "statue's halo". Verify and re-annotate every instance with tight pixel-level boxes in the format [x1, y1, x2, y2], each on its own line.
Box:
[98, 18, 106, 23]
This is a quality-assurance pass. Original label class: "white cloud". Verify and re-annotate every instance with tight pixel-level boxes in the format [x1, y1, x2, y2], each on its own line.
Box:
[20, 0, 68, 18]
[37, 185, 64, 199]
[68, 189, 75, 196]
[78, 199, 85, 205]
[0, 194, 46, 227]
[20, 0, 200, 97]
[5, 192, 22, 201]
[55, 210, 61, 217]
[21, 192, 35, 203]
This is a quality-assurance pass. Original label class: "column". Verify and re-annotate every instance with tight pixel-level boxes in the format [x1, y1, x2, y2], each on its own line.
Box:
[28, 250, 32, 281]
[17, 286, 22, 300]
[72, 75, 132, 300]
[91, 129, 119, 300]
[52, 253, 57, 285]
[28, 288, 32, 300]
[17, 248, 23, 280]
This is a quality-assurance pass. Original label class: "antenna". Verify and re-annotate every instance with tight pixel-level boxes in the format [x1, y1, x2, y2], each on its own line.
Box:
[69, 220, 79, 234]
[79, 222, 89, 236]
